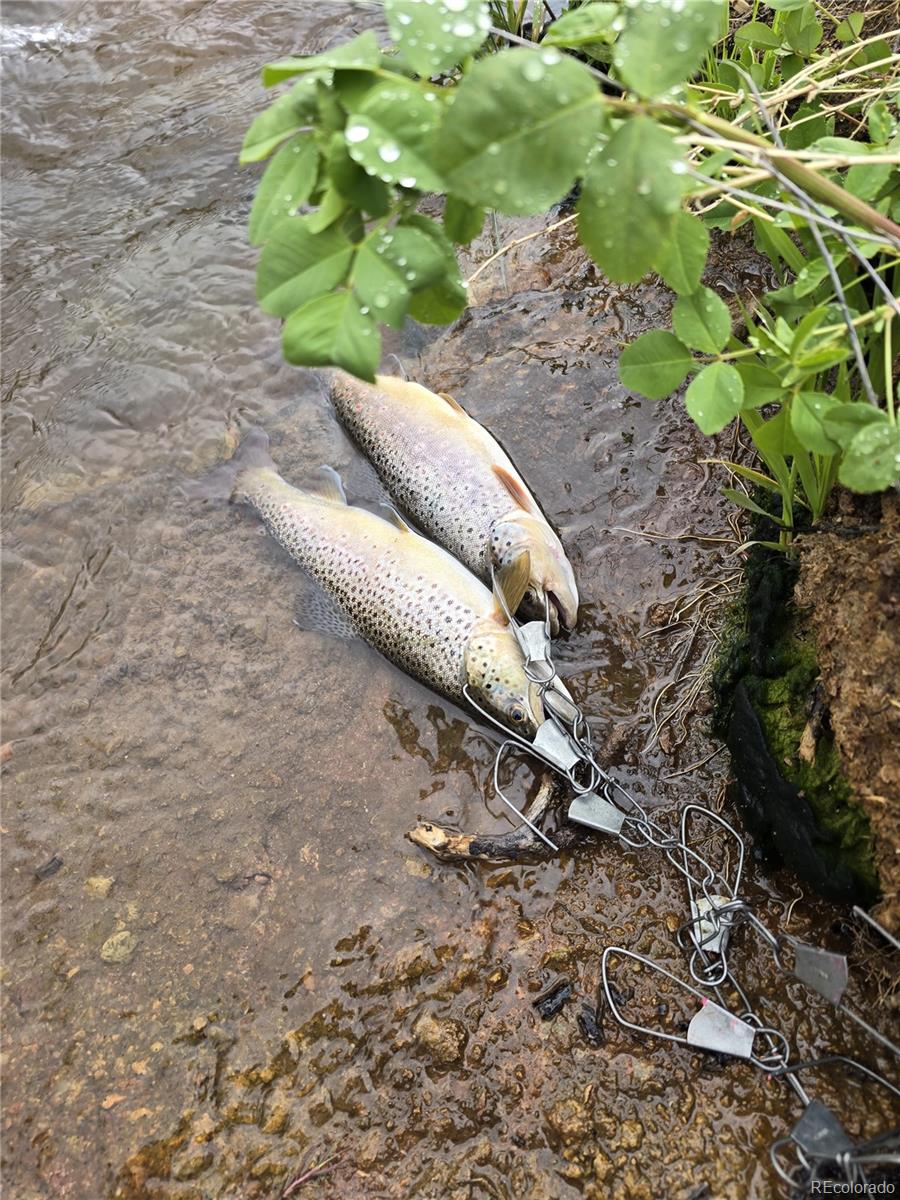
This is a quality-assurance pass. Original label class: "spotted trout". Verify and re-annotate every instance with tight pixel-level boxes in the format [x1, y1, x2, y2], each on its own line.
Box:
[222, 430, 546, 735]
[329, 373, 579, 635]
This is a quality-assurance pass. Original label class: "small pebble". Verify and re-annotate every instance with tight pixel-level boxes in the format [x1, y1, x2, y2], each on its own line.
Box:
[85, 875, 115, 898]
[100, 930, 138, 963]
[35, 855, 63, 881]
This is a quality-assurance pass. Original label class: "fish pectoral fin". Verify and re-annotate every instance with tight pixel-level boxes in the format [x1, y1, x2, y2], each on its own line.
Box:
[492, 465, 532, 511]
[306, 465, 347, 504]
[294, 578, 360, 642]
[493, 549, 532, 621]
[437, 391, 467, 415]
[378, 503, 412, 533]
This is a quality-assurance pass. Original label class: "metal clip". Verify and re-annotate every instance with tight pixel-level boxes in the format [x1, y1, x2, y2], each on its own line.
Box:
[789, 941, 849, 1006]
[567, 790, 626, 836]
[531, 719, 583, 773]
[689, 894, 735, 957]
[600, 948, 760, 1061]
[790, 1100, 854, 1159]
[678, 805, 745, 983]
[517, 620, 553, 672]
[687, 1001, 757, 1059]
[544, 688, 581, 728]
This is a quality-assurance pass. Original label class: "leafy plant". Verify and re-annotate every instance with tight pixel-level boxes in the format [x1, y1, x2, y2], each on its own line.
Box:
[240, 0, 900, 535]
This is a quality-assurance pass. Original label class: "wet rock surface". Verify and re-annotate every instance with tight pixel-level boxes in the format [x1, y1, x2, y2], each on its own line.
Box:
[2, 4, 898, 1199]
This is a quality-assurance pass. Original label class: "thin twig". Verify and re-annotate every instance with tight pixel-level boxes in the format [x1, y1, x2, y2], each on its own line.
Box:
[468, 213, 575, 286]
[663, 744, 726, 780]
[686, 167, 900, 254]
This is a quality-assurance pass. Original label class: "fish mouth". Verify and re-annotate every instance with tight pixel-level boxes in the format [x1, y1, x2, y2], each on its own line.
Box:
[547, 591, 572, 636]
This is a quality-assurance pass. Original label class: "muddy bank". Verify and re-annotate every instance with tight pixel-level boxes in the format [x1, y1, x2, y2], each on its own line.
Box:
[797, 495, 900, 931]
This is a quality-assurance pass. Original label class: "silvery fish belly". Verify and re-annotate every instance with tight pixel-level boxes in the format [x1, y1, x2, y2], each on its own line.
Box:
[229, 433, 546, 737]
[329, 372, 579, 635]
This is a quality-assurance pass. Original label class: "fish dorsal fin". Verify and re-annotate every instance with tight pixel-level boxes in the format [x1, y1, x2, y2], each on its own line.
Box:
[493, 549, 531, 621]
[492, 464, 532, 511]
[438, 391, 467, 415]
[307, 465, 347, 504]
[379, 502, 411, 532]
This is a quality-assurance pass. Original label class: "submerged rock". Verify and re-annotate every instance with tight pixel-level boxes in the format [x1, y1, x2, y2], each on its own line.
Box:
[545, 1095, 592, 1145]
[413, 1012, 468, 1066]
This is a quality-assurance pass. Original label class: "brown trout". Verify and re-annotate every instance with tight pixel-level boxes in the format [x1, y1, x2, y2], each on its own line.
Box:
[329, 373, 579, 635]
[225, 430, 546, 735]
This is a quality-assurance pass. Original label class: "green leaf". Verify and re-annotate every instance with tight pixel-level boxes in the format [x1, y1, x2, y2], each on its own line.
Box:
[351, 224, 447, 329]
[614, 0, 721, 97]
[434, 49, 602, 216]
[346, 79, 445, 191]
[241, 79, 319, 163]
[408, 275, 469, 324]
[262, 31, 382, 86]
[839, 422, 900, 492]
[782, 102, 831, 151]
[402, 214, 469, 325]
[685, 363, 744, 435]
[822, 402, 889, 449]
[755, 221, 807, 274]
[722, 487, 785, 521]
[304, 187, 348, 234]
[327, 134, 391, 216]
[283, 291, 380, 380]
[385, 0, 490, 77]
[543, 3, 619, 47]
[256, 219, 354, 316]
[846, 153, 895, 203]
[790, 391, 840, 455]
[672, 286, 731, 354]
[788, 342, 851, 377]
[793, 255, 845, 298]
[737, 362, 783, 407]
[867, 100, 894, 145]
[332, 68, 383, 112]
[315, 79, 346, 138]
[784, 5, 822, 55]
[764, 0, 810, 10]
[753, 407, 803, 460]
[579, 116, 683, 283]
[248, 135, 319, 245]
[836, 11, 864, 42]
[653, 211, 710, 295]
[734, 21, 782, 49]
[618, 330, 692, 399]
[443, 196, 484, 245]
[711, 460, 782, 492]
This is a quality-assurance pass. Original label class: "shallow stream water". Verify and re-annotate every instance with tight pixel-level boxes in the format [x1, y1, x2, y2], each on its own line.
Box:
[2, 4, 897, 1198]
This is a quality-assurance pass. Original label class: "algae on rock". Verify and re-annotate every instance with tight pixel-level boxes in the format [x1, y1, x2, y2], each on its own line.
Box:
[713, 538, 877, 901]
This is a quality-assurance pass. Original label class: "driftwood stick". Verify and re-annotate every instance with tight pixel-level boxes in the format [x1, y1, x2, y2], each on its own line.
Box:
[407, 772, 579, 863]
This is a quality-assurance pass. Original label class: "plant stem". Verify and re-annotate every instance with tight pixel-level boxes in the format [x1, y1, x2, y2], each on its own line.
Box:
[886, 312, 895, 427]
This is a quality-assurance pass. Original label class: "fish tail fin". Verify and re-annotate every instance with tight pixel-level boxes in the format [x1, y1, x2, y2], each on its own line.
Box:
[185, 426, 277, 503]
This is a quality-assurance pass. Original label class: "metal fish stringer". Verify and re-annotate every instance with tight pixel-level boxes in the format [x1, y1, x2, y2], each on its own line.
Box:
[460, 589, 899, 1196]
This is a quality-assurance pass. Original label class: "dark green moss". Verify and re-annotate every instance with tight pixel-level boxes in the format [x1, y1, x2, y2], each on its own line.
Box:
[712, 506, 877, 896]
[744, 625, 877, 893]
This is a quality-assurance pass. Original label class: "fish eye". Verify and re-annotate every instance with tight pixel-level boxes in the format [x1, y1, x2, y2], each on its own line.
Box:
[510, 706, 526, 724]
